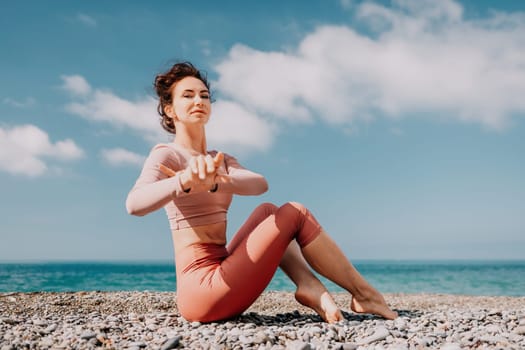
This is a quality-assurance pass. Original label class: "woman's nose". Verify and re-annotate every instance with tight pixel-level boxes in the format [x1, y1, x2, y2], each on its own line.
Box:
[194, 95, 203, 105]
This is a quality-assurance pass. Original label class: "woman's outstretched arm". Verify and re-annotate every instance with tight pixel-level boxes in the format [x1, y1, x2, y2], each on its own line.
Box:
[126, 145, 188, 216]
[215, 153, 268, 195]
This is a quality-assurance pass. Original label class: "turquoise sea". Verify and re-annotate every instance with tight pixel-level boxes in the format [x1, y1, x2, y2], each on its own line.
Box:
[1, 260, 524, 296]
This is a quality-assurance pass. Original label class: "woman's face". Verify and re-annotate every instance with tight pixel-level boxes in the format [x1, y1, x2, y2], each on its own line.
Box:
[169, 76, 211, 125]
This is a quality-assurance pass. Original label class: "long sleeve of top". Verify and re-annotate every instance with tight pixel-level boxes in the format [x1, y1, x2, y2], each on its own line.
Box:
[217, 153, 269, 195]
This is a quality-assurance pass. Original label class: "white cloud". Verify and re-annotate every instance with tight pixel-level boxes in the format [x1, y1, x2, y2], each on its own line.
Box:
[206, 100, 275, 153]
[61, 75, 92, 96]
[340, 0, 354, 10]
[0, 124, 84, 177]
[76, 13, 97, 27]
[63, 76, 275, 152]
[65, 89, 160, 140]
[215, 0, 525, 130]
[215, 47, 314, 123]
[101, 148, 146, 167]
[2, 97, 36, 108]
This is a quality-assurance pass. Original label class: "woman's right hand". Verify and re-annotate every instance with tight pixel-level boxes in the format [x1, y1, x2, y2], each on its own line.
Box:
[159, 152, 230, 193]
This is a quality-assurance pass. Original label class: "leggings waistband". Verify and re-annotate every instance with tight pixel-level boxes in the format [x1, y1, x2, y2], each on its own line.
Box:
[176, 243, 229, 274]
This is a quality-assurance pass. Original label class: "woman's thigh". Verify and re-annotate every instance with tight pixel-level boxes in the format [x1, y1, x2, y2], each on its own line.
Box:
[226, 202, 278, 253]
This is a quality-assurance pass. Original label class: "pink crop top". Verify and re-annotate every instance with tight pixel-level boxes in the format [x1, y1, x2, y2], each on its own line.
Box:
[126, 143, 268, 230]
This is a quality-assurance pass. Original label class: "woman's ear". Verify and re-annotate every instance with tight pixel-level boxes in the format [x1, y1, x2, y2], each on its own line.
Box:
[164, 104, 177, 120]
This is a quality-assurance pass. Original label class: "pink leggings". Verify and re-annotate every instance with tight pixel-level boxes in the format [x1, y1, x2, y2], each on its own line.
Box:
[175, 202, 322, 322]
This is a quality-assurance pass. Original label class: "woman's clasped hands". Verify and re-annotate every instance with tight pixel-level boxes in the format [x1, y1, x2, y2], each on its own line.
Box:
[158, 152, 230, 193]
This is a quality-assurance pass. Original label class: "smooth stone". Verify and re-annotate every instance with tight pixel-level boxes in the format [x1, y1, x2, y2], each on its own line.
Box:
[201, 329, 215, 337]
[356, 326, 390, 345]
[228, 327, 243, 336]
[239, 335, 252, 344]
[287, 340, 311, 350]
[0, 318, 18, 325]
[394, 318, 408, 331]
[508, 333, 521, 342]
[513, 325, 525, 335]
[161, 336, 182, 350]
[301, 333, 311, 342]
[146, 323, 158, 331]
[39, 338, 54, 347]
[307, 326, 322, 336]
[325, 330, 337, 340]
[128, 341, 147, 348]
[480, 335, 508, 344]
[387, 345, 408, 350]
[254, 330, 269, 343]
[484, 324, 502, 333]
[42, 324, 58, 334]
[80, 331, 97, 340]
[416, 336, 433, 346]
[33, 319, 48, 327]
[439, 343, 462, 350]
[341, 343, 358, 350]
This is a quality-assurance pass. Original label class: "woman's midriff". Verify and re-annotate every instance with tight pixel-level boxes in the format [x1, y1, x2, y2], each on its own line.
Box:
[172, 221, 232, 321]
[171, 221, 227, 255]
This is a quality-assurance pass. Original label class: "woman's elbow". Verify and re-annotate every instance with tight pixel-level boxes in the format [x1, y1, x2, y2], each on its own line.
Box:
[258, 178, 269, 194]
[126, 206, 145, 216]
[126, 204, 144, 216]
[126, 195, 146, 216]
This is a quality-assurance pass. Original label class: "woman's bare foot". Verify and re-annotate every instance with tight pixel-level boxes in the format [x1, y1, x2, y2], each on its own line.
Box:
[295, 283, 344, 323]
[350, 288, 398, 320]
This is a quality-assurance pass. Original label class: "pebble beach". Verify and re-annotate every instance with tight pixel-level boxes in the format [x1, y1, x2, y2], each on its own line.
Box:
[1, 291, 524, 349]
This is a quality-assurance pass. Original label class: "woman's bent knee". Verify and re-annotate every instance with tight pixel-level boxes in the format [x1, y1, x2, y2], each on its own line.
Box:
[255, 202, 278, 216]
[276, 201, 308, 221]
[276, 202, 321, 248]
[286, 201, 308, 213]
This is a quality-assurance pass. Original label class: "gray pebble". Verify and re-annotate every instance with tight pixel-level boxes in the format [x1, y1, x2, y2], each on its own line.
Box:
[39, 337, 54, 347]
[161, 336, 182, 350]
[513, 325, 525, 335]
[394, 318, 408, 331]
[33, 319, 48, 327]
[0, 318, 18, 325]
[439, 343, 462, 350]
[128, 341, 147, 348]
[356, 326, 390, 345]
[287, 340, 311, 350]
[42, 323, 58, 334]
[80, 331, 97, 340]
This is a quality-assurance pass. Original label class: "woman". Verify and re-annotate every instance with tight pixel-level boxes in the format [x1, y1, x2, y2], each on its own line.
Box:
[126, 61, 397, 323]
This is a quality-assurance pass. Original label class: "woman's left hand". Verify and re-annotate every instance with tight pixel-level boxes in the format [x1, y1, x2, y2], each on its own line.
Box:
[158, 152, 230, 192]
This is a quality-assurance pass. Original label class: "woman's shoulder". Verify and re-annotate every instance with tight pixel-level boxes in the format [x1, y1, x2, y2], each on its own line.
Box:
[151, 142, 183, 153]
[148, 143, 186, 162]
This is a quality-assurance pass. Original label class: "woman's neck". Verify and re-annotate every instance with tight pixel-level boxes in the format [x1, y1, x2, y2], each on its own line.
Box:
[173, 127, 207, 154]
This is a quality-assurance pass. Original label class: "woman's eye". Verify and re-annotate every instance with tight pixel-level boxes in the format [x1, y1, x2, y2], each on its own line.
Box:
[201, 95, 210, 99]
[183, 94, 193, 98]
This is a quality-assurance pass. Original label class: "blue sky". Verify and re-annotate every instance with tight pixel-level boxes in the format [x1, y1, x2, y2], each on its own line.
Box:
[1, 0, 524, 261]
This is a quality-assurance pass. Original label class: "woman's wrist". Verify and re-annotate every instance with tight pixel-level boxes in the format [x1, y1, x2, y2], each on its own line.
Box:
[178, 171, 192, 193]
